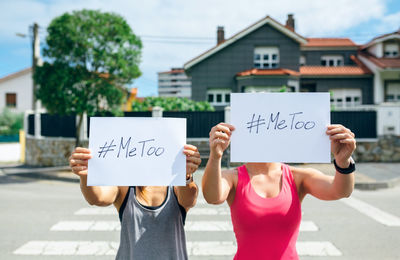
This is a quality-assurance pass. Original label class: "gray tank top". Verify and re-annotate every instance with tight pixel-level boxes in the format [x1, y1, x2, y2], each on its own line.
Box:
[116, 186, 188, 260]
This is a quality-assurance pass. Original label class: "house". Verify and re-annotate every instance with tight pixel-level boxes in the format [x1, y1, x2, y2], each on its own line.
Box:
[0, 68, 33, 113]
[358, 30, 400, 103]
[158, 68, 192, 98]
[183, 14, 399, 111]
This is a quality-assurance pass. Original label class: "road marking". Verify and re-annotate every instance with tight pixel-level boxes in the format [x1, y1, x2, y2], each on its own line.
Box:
[14, 240, 340, 256]
[186, 221, 233, 231]
[50, 221, 121, 231]
[297, 241, 342, 256]
[196, 197, 208, 205]
[189, 207, 230, 215]
[74, 207, 116, 215]
[14, 241, 118, 255]
[74, 206, 230, 216]
[187, 220, 318, 232]
[342, 197, 400, 227]
[50, 220, 318, 232]
[300, 221, 319, 231]
[187, 241, 236, 256]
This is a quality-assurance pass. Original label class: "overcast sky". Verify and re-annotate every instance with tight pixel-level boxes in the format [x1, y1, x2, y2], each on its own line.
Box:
[0, 0, 399, 96]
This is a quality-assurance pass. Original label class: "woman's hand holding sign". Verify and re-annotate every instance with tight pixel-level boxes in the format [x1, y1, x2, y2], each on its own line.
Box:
[327, 124, 356, 168]
[209, 123, 235, 160]
[183, 144, 201, 179]
[70, 147, 92, 177]
[69, 147, 119, 206]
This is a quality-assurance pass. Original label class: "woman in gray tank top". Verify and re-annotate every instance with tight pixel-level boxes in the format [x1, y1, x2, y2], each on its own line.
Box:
[69, 144, 201, 260]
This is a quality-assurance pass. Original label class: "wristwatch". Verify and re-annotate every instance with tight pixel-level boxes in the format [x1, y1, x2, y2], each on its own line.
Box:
[333, 158, 355, 174]
[186, 175, 193, 185]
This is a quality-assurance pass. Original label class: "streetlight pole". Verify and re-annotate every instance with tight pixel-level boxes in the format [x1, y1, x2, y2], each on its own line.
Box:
[32, 23, 40, 110]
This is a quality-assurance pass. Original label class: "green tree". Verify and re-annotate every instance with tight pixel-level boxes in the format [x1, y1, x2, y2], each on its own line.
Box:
[35, 9, 142, 146]
[131, 97, 215, 112]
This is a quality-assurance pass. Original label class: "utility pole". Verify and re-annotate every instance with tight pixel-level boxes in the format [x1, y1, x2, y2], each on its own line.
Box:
[32, 23, 40, 110]
[16, 23, 41, 110]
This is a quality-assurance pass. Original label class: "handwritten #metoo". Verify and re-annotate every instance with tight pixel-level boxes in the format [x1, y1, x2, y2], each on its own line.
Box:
[97, 137, 165, 159]
[246, 112, 316, 134]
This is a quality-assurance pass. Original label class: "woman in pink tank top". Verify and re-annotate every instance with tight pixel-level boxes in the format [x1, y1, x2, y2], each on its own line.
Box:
[202, 123, 356, 260]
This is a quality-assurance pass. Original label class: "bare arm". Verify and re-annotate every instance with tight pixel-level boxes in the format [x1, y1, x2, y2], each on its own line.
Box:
[202, 123, 235, 205]
[174, 145, 201, 211]
[300, 125, 356, 200]
[69, 147, 119, 206]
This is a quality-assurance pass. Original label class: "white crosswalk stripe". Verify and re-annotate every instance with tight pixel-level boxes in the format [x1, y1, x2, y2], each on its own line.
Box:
[49, 220, 319, 232]
[74, 207, 116, 215]
[14, 241, 118, 256]
[296, 241, 342, 256]
[75, 206, 231, 216]
[14, 240, 341, 257]
[342, 196, 400, 227]
[14, 191, 345, 257]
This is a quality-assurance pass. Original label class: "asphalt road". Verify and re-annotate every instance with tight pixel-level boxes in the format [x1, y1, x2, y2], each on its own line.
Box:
[1, 172, 399, 260]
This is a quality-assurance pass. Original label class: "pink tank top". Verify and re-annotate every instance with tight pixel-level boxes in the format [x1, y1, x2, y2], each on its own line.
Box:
[230, 164, 301, 260]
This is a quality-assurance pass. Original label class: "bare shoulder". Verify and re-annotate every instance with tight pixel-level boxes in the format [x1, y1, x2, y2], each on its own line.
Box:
[221, 168, 238, 183]
[289, 166, 324, 181]
[114, 186, 129, 211]
[221, 168, 237, 175]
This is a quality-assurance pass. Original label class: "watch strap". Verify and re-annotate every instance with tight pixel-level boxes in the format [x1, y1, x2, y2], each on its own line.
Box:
[333, 159, 355, 174]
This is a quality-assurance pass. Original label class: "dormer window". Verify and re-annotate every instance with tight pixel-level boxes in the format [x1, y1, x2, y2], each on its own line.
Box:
[321, 55, 344, 67]
[254, 47, 279, 69]
[384, 43, 399, 57]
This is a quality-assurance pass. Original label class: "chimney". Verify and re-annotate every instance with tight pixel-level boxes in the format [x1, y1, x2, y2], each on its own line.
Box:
[286, 14, 295, 31]
[217, 26, 225, 45]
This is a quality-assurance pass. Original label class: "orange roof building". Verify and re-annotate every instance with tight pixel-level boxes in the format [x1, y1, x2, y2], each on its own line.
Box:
[182, 13, 399, 109]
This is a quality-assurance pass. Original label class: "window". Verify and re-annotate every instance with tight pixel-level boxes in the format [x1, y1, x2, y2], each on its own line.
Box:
[386, 83, 400, 102]
[6, 93, 16, 108]
[207, 89, 231, 106]
[300, 55, 306, 66]
[321, 55, 344, 67]
[225, 93, 230, 103]
[330, 89, 362, 108]
[384, 43, 399, 57]
[254, 47, 279, 69]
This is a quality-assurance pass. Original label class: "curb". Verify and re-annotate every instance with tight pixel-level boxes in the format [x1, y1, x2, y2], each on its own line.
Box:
[355, 177, 400, 190]
[2, 166, 79, 183]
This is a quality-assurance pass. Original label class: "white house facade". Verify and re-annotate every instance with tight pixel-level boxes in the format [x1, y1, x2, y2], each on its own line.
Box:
[358, 30, 400, 104]
[158, 68, 191, 98]
[0, 68, 33, 113]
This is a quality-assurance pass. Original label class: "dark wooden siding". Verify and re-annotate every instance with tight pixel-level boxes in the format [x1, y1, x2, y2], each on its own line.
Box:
[301, 77, 374, 104]
[301, 50, 358, 66]
[188, 24, 301, 101]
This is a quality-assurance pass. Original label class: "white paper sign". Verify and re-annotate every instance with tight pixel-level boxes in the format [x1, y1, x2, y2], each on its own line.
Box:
[230, 93, 331, 163]
[87, 117, 186, 186]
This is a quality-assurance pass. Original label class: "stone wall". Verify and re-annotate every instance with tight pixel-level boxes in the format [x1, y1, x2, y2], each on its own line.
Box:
[26, 136, 88, 166]
[25, 135, 400, 166]
[353, 135, 400, 162]
[24, 137, 224, 167]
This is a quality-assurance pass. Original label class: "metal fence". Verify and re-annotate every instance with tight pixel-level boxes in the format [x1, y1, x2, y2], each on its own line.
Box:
[163, 111, 225, 138]
[41, 114, 76, 138]
[28, 114, 35, 135]
[331, 111, 377, 138]
[27, 110, 376, 139]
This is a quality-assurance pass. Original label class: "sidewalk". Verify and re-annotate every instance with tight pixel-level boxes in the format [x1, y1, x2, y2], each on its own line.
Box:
[0, 143, 20, 162]
[1, 162, 399, 190]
